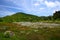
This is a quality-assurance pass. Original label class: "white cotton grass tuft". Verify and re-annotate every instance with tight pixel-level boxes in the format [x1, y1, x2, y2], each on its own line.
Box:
[20, 31, 25, 33]
[26, 32, 30, 35]
[34, 29, 38, 32]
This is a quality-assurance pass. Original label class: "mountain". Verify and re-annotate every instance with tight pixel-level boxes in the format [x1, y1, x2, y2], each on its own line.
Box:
[1, 12, 40, 22]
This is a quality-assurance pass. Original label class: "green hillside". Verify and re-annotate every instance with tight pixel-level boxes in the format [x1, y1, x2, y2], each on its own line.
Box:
[1, 12, 40, 22]
[0, 11, 60, 22]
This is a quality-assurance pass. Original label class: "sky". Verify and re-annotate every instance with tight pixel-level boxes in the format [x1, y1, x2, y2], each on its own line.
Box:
[0, 0, 60, 17]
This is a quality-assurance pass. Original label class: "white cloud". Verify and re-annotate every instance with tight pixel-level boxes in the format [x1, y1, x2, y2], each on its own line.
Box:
[5, 0, 26, 7]
[0, 5, 16, 17]
[5, 0, 13, 2]
[0, 7, 15, 15]
[45, 1, 60, 8]
[36, 0, 44, 2]
[39, 8, 45, 10]
[6, 0, 29, 11]
[31, 8, 45, 12]
[53, 9, 60, 13]
[0, 5, 22, 10]
[34, 2, 40, 6]
[33, 0, 45, 6]
[1, 0, 60, 16]
[0, 11, 15, 15]
[0, 11, 15, 17]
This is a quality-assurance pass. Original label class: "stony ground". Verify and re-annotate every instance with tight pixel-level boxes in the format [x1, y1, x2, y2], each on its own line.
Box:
[14, 22, 60, 28]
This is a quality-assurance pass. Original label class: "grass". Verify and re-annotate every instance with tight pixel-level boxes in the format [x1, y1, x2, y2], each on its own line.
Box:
[0, 22, 60, 40]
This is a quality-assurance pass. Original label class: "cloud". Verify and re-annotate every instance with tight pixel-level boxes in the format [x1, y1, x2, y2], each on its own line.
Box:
[0, 0, 60, 16]
[0, 5, 22, 10]
[5, 0, 26, 7]
[33, 0, 45, 6]
[0, 11, 15, 17]
[5, 0, 13, 2]
[36, 0, 44, 2]
[0, 11, 15, 15]
[34, 2, 40, 6]
[0, 5, 15, 17]
[39, 8, 45, 10]
[45, 1, 60, 8]
[53, 9, 60, 13]
[6, 0, 30, 11]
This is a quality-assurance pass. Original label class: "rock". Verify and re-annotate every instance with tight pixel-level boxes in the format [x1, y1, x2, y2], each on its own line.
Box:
[4, 31, 15, 38]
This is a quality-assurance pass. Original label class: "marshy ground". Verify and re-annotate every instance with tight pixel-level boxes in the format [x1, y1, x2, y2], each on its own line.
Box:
[0, 22, 60, 40]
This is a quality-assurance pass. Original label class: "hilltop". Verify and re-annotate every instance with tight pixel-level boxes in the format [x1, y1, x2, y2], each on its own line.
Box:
[0, 12, 40, 22]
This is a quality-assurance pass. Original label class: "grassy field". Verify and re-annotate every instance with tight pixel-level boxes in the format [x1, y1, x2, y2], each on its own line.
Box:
[0, 22, 60, 40]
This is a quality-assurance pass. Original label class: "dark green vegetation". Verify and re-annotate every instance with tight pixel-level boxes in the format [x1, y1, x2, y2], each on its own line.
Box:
[0, 11, 60, 22]
[0, 23, 60, 40]
[53, 11, 60, 20]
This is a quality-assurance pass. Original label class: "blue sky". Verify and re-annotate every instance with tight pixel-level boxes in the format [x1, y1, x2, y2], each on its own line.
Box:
[0, 0, 60, 17]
